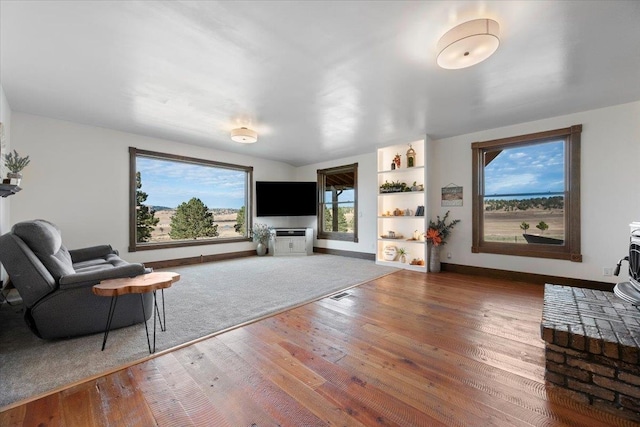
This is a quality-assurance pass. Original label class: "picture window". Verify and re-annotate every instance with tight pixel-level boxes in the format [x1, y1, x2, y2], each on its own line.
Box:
[129, 147, 253, 252]
[471, 125, 582, 261]
[317, 163, 358, 242]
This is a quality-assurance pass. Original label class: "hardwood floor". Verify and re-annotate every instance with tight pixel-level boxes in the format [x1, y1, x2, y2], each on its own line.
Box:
[1, 270, 637, 426]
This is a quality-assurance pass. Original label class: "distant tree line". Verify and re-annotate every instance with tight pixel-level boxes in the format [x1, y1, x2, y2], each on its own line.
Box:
[484, 196, 564, 212]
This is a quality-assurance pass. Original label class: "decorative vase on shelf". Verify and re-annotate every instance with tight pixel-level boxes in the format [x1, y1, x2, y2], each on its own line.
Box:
[429, 245, 441, 273]
[7, 172, 22, 186]
[256, 242, 267, 256]
[406, 144, 416, 168]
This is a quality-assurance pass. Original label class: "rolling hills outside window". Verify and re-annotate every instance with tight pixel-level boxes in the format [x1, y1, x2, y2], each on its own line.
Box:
[471, 125, 582, 261]
[129, 147, 253, 252]
[317, 163, 358, 242]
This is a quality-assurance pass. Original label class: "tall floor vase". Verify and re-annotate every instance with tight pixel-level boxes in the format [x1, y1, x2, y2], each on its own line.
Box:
[429, 245, 441, 273]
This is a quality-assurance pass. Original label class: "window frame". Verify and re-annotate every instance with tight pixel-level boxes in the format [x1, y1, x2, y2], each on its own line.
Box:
[317, 163, 359, 242]
[129, 147, 253, 252]
[471, 125, 582, 262]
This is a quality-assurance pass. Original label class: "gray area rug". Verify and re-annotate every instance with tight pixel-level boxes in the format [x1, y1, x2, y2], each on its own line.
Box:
[0, 254, 397, 408]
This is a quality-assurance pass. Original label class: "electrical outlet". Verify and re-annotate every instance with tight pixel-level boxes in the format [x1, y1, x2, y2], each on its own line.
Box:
[447, 252, 452, 259]
[603, 267, 613, 276]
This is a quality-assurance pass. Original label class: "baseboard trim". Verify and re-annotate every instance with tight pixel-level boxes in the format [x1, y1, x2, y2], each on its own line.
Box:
[313, 247, 375, 261]
[144, 253, 612, 291]
[441, 262, 614, 291]
[144, 250, 256, 270]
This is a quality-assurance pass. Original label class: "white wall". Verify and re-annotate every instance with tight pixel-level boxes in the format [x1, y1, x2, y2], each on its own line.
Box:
[0, 85, 13, 283]
[429, 101, 640, 283]
[9, 113, 296, 264]
[9, 101, 640, 282]
[295, 152, 378, 255]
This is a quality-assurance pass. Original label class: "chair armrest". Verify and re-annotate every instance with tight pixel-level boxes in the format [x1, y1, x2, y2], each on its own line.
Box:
[69, 245, 116, 263]
[58, 263, 147, 290]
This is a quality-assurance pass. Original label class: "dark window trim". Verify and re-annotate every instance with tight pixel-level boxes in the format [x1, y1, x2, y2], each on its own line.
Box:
[129, 147, 253, 252]
[471, 125, 582, 262]
[317, 163, 359, 242]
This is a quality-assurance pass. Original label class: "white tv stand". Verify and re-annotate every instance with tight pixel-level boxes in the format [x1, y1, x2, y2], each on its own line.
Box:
[271, 227, 313, 256]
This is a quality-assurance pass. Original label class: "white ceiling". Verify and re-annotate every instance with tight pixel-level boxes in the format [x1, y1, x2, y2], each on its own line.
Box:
[1, 1, 639, 166]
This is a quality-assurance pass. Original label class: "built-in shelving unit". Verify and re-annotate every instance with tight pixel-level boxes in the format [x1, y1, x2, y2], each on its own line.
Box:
[376, 139, 427, 272]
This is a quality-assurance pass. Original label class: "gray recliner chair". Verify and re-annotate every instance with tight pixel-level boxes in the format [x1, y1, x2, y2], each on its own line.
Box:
[0, 219, 153, 339]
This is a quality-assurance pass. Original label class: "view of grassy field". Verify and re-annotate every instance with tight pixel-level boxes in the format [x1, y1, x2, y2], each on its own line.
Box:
[484, 207, 564, 243]
[150, 210, 240, 242]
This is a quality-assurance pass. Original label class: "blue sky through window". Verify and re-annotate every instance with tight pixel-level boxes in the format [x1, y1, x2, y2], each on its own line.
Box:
[484, 140, 564, 198]
[324, 189, 355, 207]
[137, 156, 246, 209]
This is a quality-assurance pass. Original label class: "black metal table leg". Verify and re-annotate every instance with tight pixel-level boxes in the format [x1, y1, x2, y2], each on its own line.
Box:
[140, 291, 166, 354]
[101, 295, 119, 351]
[154, 289, 166, 332]
[141, 293, 152, 353]
[162, 288, 166, 331]
[152, 290, 157, 353]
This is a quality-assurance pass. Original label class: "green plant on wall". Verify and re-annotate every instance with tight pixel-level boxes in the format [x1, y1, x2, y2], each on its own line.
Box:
[3, 150, 30, 174]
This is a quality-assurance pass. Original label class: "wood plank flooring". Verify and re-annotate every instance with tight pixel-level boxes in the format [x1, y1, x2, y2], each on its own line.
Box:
[1, 270, 637, 426]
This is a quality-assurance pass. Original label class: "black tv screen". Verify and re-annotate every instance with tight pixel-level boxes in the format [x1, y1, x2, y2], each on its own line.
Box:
[256, 181, 317, 217]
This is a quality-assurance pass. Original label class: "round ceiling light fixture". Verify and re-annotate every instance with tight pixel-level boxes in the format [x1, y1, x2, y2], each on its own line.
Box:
[437, 19, 500, 69]
[230, 127, 258, 143]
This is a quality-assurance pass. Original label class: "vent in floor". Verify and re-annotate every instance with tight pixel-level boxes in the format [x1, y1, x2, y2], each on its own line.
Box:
[330, 291, 351, 300]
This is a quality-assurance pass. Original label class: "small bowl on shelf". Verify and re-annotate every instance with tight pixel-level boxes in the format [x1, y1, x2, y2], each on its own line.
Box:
[380, 234, 403, 239]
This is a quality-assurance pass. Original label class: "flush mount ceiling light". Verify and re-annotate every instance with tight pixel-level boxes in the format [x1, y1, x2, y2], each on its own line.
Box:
[230, 127, 258, 143]
[437, 18, 500, 69]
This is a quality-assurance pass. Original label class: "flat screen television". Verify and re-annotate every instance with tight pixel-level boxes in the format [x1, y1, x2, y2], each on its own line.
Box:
[256, 181, 317, 217]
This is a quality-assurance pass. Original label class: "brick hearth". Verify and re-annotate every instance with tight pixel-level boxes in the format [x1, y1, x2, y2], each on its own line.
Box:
[541, 284, 640, 421]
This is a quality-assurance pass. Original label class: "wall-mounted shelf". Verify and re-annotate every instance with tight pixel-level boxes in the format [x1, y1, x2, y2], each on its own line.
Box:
[378, 216, 425, 220]
[378, 237, 426, 244]
[378, 165, 425, 175]
[0, 184, 21, 198]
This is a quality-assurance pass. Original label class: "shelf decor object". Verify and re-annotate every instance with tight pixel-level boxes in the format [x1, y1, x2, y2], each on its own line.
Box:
[383, 245, 398, 261]
[406, 144, 416, 168]
[376, 139, 427, 272]
[2, 148, 30, 196]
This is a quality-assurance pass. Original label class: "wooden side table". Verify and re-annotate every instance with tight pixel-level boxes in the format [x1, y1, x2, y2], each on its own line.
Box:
[93, 271, 180, 353]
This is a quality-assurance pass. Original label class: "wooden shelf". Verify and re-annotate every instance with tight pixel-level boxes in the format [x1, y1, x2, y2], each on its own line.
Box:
[378, 165, 425, 174]
[0, 184, 21, 198]
[378, 216, 424, 219]
[378, 238, 425, 244]
[378, 190, 424, 197]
